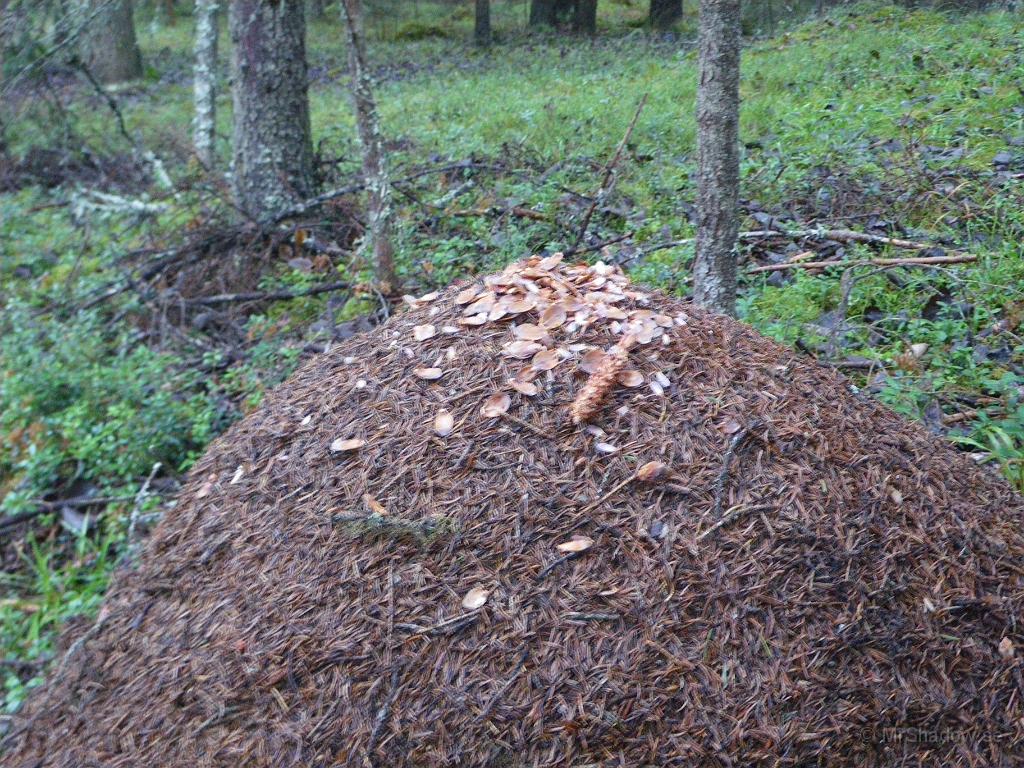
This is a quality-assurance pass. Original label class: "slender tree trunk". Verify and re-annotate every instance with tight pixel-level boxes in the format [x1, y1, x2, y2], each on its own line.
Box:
[308, 0, 326, 18]
[574, 0, 597, 33]
[649, 0, 682, 28]
[692, 0, 740, 316]
[475, 0, 491, 46]
[0, 0, 8, 79]
[228, 0, 314, 220]
[78, 0, 143, 84]
[192, 0, 219, 167]
[340, 0, 398, 293]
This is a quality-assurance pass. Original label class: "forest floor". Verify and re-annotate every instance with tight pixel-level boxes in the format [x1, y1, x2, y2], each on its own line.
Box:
[1, 1, 1023, 714]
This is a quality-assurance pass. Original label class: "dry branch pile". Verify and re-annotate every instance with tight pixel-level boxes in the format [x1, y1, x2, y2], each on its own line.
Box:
[5, 257, 1024, 767]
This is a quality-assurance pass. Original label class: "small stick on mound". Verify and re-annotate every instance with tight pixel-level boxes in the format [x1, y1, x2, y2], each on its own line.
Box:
[570, 335, 636, 424]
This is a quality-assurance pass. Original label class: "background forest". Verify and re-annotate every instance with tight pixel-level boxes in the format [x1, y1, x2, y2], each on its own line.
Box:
[1, 0, 1023, 718]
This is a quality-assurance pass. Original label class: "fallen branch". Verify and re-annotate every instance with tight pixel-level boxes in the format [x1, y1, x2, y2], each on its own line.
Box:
[185, 281, 349, 307]
[447, 205, 548, 222]
[748, 254, 976, 274]
[741, 227, 949, 251]
[0, 495, 134, 536]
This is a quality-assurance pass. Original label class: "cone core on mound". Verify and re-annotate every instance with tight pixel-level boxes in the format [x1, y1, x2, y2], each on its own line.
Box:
[6, 257, 1024, 767]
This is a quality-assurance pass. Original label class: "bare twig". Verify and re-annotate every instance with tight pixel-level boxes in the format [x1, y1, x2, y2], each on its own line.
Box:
[397, 612, 480, 637]
[573, 94, 648, 249]
[74, 60, 133, 146]
[536, 551, 583, 581]
[697, 504, 773, 542]
[708, 420, 763, 522]
[500, 412, 550, 439]
[127, 462, 162, 546]
[365, 665, 403, 760]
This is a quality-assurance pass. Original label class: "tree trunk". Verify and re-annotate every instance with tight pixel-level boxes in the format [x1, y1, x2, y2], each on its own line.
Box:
[574, 0, 597, 33]
[308, 0, 326, 18]
[340, 0, 398, 293]
[228, 0, 314, 220]
[192, 0, 219, 167]
[692, 0, 740, 316]
[78, 0, 143, 84]
[649, 0, 682, 28]
[475, 0, 491, 46]
[0, 0, 8, 80]
[530, 0, 574, 27]
[529, 0, 553, 26]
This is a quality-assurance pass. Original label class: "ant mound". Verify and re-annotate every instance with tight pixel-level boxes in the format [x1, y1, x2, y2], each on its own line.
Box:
[6, 256, 1024, 767]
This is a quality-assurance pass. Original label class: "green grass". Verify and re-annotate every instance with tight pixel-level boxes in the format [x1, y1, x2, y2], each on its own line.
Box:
[2, 1, 1024, 714]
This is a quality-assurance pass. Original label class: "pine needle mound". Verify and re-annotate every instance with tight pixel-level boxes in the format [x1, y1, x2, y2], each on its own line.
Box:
[7, 257, 1024, 767]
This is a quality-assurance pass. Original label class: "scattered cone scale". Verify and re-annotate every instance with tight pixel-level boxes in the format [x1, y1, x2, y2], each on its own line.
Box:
[6, 257, 1024, 767]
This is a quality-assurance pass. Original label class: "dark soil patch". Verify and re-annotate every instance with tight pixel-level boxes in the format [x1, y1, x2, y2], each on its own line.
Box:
[5, 258, 1023, 766]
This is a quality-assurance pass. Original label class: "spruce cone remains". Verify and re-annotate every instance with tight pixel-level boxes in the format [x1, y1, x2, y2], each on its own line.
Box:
[570, 334, 636, 424]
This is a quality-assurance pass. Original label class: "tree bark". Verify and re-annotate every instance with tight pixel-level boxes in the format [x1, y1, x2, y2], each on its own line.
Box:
[475, 0, 491, 46]
[692, 0, 740, 316]
[340, 0, 398, 293]
[574, 0, 597, 33]
[0, 0, 8, 79]
[78, 0, 143, 84]
[192, 0, 219, 167]
[530, 0, 574, 27]
[649, 0, 682, 29]
[228, 0, 314, 220]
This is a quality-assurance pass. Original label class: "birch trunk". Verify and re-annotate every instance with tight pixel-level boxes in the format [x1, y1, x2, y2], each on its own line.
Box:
[78, 0, 143, 84]
[228, 0, 314, 220]
[692, 0, 740, 316]
[340, 0, 397, 293]
[192, 0, 219, 167]
[475, 0, 491, 46]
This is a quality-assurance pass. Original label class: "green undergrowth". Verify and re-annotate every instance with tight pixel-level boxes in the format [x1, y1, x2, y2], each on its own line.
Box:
[2, 2, 1024, 713]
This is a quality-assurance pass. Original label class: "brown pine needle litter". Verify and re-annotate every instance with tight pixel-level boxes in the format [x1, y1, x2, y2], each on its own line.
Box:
[5, 255, 1024, 767]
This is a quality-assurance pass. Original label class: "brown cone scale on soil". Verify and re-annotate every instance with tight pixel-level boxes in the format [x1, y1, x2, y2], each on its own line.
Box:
[5, 256, 1024, 767]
